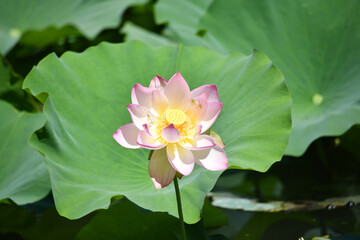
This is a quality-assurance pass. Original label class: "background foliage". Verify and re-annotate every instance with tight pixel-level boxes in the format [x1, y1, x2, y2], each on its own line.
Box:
[0, 0, 359, 239]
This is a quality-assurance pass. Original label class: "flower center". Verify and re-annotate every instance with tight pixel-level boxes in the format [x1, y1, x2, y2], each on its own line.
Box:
[149, 109, 197, 145]
[165, 109, 187, 126]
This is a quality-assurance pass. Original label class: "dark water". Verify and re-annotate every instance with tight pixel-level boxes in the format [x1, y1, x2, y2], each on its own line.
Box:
[211, 205, 360, 240]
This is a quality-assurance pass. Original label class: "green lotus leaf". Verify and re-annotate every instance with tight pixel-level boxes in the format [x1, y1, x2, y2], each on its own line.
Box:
[155, 0, 360, 156]
[155, 0, 213, 46]
[122, 22, 176, 47]
[0, 0, 147, 54]
[0, 100, 50, 204]
[23, 41, 290, 223]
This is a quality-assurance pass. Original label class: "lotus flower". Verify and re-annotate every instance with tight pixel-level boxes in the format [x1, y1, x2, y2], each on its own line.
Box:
[113, 72, 228, 189]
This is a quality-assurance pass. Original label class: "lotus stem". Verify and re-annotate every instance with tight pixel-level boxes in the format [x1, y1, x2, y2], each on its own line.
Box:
[174, 177, 187, 240]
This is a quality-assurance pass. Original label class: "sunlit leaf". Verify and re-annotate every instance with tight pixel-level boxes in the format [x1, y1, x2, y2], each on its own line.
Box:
[312, 235, 331, 240]
[23, 41, 290, 223]
[0, 100, 50, 204]
[155, 0, 360, 156]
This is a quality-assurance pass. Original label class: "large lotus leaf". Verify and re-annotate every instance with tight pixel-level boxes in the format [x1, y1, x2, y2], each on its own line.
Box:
[155, 0, 212, 32]
[154, 0, 360, 156]
[0, 100, 50, 204]
[122, 22, 176, 47]
[155, 0, 213, 46]
[23, 41, 290, 223]
[0, 0, 146, 54]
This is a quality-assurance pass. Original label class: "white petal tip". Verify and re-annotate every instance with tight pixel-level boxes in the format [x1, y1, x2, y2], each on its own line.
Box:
[113, 124, 141, 149]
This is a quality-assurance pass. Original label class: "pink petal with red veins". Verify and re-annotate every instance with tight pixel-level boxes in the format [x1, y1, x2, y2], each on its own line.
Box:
[152, 89, 169, 115]
[162, 124, 181, 143]
[149, 148, 176, 189]
[137, 130, 165, 150]
[191, 84, 219, 102]
[181, 135, 216, 150]
[131, 83, 153, 108]
[200, 102, 223, 133]
[193, 145, 228, 171]
[167, 143, 194, 176]
[113, 123, 141, 149]
[187, 92, 208, 123]
[127, 104, 148, 130]
[149, 75, 168, 91]
[164, 72, 190, 110]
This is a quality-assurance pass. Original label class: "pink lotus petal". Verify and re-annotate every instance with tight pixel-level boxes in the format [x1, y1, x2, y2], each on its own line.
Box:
[113, 123, 141, 149]
[152, 89, 169, 115]
[162, 124, 181, 143]
[193, 145, 228, 171]
[166, 143, 194, 176]
[149, 75, 168, 91]
[207, 129, 226, 149]
[195, 124, 202, 138]
[149, 148, 176, 189]
[164, 72, 191, 110]
[193, 93, 208, 107]
[186, 92, 208, 123]
[200, 102, 223, 133]
[181, 135, 216, 150]
[143, 124, 153, 137]
[127, 104, 148, 130]
[131, 83, 153, 108]
[191, 84, 219, 102]
[137, 130, 165, 150]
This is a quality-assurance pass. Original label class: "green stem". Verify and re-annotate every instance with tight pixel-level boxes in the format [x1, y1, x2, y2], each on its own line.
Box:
[174, 177, 187, 240]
